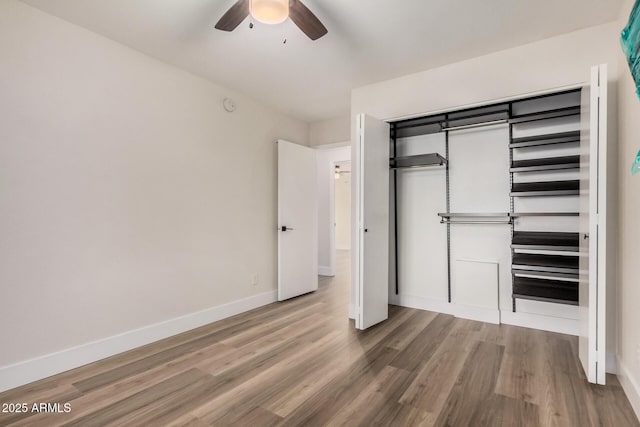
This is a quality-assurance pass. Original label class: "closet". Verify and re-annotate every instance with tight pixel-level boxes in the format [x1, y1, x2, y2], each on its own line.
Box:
[355, 64, 610, 384]
[389, 90, 583, 316]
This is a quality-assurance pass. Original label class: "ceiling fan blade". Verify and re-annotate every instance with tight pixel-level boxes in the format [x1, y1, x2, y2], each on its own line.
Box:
[289, 0, 327, 40]
[215, 0, 250, 31]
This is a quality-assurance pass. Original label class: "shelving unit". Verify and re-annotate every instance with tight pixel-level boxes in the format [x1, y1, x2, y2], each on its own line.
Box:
[509, 89, 582, 310]
[388, 88, 585, 313]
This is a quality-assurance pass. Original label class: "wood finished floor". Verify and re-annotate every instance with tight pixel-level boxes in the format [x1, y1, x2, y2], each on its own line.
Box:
[1, 251, 638, 426]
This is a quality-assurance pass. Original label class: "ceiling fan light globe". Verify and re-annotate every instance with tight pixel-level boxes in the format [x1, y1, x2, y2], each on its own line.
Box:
[250, 0, 289, 25]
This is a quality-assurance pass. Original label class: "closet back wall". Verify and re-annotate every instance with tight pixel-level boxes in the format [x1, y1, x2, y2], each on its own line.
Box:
[0, 0, 309, 377]
[394, 134, 448, 305]
[448, 125, 510, 322]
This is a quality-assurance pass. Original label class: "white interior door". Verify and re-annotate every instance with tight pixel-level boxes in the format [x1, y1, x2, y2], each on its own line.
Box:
[355, 114, 390, 330]
[579, 64, 608, 385]
[278, 140, 318, 301]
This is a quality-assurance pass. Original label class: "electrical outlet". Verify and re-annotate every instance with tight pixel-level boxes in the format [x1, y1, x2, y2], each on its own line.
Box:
[251, 273, 259, 286]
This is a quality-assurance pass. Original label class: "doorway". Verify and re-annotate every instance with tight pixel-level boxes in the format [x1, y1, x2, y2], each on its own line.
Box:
[334, 160, 351, 254]
[315, 144, 352, 314]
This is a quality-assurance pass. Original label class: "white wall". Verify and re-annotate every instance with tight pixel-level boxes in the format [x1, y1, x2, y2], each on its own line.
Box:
[310, 116, 350, 147]
[616, 0, 640, 416]
[0, 0, 308, 375]
[351, 22, 620, 124]
[335, 171, 351, 250]
[350, 20, 623, 337]
[316, 146, 350, 275]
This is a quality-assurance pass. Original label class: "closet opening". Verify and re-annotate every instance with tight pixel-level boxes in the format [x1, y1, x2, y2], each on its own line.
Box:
[389, 88, 583, 324]
[355, 65, 610, 383]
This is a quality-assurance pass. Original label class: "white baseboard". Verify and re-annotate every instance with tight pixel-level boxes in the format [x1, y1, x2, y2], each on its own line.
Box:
[318, 266, 334, 276]
[618, 357, 640, 420]
[455, 304, 500, 325]
[391, 294, 579, 336]
[500, 311, 579, 336]
[607, 352, 618, 374]
[391, 295, 497, 324]
[390, 294, 454, 315]
[0, 290, 278, 393]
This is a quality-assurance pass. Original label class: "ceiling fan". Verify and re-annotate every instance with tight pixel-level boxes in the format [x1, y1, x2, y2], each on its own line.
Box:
[215, 0, 328, 41]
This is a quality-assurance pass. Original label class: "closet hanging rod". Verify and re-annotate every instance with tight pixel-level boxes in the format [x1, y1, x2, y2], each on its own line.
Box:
[440, 119, 508, 132]
[440, 219, 512, 225]
[438, 212, 509, 218]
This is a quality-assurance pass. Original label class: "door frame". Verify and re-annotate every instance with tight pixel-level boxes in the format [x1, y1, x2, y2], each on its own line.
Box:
[316, 142, 351, 277]
[332, 159, 352, 252]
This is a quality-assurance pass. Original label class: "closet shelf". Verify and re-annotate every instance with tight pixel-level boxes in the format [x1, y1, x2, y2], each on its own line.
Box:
[512, 252, 579, 274]
[513, 294, 579, 306]
[513, 277, 578, 305]
[509, 212, 579, 217]
[511, 231, 580, 252]
[510, 155, 580, 173]
[390, 153, 447, 169]
[510, 180, 579, 197]
[509, 105, 581, 125]
[509, 130, 581, 149]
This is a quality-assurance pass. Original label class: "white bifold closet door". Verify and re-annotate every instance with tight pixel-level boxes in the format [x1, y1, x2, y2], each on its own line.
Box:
[355, 114, 390, 330]
[579, 64, 609, 385]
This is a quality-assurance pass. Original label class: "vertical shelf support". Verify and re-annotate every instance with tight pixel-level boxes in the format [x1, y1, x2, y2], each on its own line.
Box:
[508, 103, 516, 313]
[445, 119, 452, 303]
[393, 126, 399, 296]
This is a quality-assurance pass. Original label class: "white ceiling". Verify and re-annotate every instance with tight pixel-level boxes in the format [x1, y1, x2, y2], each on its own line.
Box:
[21, 0, 623, 123]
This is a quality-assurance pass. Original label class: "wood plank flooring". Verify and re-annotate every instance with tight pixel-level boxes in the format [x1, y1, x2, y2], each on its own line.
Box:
[1, 251, 638, 426]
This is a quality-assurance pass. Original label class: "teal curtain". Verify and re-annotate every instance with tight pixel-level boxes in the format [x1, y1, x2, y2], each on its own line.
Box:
[621, 0, 640, 99]
[622, 2, 640, 176]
